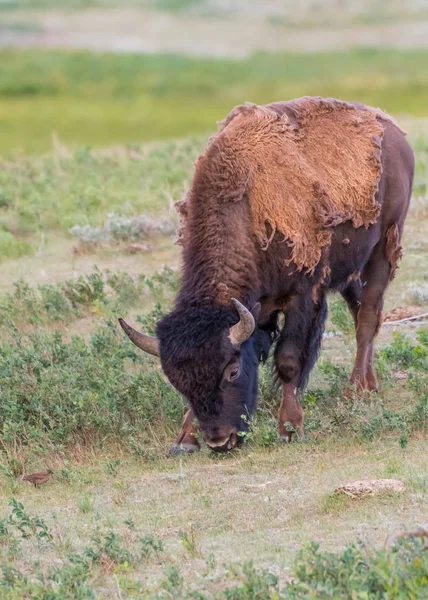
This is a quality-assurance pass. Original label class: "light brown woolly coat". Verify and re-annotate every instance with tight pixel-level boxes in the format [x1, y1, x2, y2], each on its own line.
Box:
[176, 97, 403, 273]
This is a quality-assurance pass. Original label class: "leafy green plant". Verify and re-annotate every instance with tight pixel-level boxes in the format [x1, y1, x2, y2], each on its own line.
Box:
[288, 539, 428, 599]
[76, 494, 93, 515]
[0, 266, 178, 331]
[105, 459, 121, 476]
[378, 330, 428, 371]
[0, 231, 31, 261]
[8, 499, 52, 543]
[160, 566, 184, 597]
[178, 523, 201, 558]
[0, 526, 427, 598]
[0, 321, 185, 453]
[140, 535, 164, 561]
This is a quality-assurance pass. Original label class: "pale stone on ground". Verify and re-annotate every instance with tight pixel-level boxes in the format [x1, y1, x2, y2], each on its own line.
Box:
[335, 479, 406, 498]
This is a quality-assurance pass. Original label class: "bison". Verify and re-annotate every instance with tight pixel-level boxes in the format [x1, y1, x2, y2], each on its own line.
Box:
[119, 97, 414, 453]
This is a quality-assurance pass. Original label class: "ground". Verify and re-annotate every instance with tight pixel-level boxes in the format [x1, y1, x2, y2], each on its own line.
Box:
[1, 439, 427, 597]
[3, 2, 428, 57]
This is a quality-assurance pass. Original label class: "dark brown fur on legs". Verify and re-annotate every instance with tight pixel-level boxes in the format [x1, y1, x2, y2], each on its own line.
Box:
[278, 383, 304, 443]
[341, 279, 377, 391]
[349, 223, 404, 391]
[276, 342, 303, 441]
[275, 294, 327, 441]
[169, 409, 200, 455]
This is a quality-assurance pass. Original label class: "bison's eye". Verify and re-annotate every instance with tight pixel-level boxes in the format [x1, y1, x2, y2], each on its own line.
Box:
[224, 362, 240, 383]
[229, 368, 239, 380]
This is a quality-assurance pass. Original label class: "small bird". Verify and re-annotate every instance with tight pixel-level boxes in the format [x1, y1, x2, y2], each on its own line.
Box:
[22, 469, 54, 488]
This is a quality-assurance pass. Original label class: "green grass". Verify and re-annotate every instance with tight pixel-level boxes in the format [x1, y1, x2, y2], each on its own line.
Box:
[0, 137, 201, 241]
[0, 513, 427, 599]
[1, 115, 427, 263]
[2, 48, 428, 154]
[0, 446, 427, 598]
[0, 265, 179, 331]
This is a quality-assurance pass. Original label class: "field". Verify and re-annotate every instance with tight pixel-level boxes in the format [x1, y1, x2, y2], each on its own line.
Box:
[0, 37, 428, 598]
[2, 49, 428, 155]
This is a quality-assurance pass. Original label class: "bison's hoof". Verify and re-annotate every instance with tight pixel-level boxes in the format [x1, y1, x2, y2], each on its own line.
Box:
[279, 428, 305, 443]
[296, 428, 306, 442]
[168, 442, 200, 456]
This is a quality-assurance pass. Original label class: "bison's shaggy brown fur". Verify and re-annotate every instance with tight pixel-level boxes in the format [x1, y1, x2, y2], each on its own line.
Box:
[178, 97, 401, 273]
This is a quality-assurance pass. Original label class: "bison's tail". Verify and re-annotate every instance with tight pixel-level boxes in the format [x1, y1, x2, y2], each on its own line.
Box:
[299, 293, 328, 390]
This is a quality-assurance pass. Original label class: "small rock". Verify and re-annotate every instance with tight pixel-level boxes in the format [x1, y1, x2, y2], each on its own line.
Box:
[334, 479, 406, 499]
[245, 481, 273, 489]
[384, 305, 425, 322]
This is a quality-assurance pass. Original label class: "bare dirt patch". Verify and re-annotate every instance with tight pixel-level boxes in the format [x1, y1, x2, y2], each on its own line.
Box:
[3, 8, 428, 57]
[384, 305, 428, 322]
[335, 478, 406, 498]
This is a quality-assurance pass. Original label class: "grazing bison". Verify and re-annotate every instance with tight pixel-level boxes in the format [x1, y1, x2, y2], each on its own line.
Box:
[119, 97, 414, 454]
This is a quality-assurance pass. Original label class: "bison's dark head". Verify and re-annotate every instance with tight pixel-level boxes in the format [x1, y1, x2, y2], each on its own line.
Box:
[119, 299, 272, 451]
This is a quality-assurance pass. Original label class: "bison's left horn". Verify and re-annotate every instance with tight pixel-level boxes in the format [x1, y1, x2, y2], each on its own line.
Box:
[118, 318, 160, 357]
[229, 298, 256, 346]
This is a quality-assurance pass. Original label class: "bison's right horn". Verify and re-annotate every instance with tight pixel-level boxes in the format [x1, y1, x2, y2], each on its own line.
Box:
[118, 318, 160, 357]
[229, 298, 256, 346]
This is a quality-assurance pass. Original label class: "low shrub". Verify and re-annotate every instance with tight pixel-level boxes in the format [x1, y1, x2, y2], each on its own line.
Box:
[0, 322, 184, 452]
[0, 266, 179, 329]
[0, 231, 32, 261]
[69, 212, 177, 245]
[0, 529, 427, 599]
[408, 281, 428, 306]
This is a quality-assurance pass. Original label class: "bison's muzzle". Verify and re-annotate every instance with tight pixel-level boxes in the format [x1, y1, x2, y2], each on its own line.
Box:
[203, 426, 238, 452]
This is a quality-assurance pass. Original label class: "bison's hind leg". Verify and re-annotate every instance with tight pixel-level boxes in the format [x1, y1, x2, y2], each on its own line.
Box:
[348, 223, 403, 392]
[341, 278, 377, 391]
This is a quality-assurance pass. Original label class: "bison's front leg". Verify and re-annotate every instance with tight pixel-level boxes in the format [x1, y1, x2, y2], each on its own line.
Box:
[169, 409, 200, 455]
[274, 294, 327, 442]
[275, 348, 305, 442]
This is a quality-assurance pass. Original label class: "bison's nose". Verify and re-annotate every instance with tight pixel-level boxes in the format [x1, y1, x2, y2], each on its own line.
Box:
[204, 428, 238, 452]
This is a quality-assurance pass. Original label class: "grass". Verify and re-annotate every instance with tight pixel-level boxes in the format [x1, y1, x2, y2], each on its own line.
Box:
[0, 264, 179, 332]
[0, 442, 427, 598]
[0, 138, 199, 239]
[2, 48, 428, 154]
